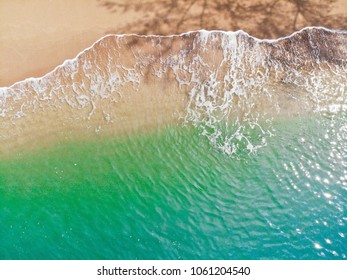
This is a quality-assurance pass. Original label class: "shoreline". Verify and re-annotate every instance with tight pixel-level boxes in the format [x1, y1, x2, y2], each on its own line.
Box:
[2, 26, 347, 90]
[1, 29, 346, 157]
[1, 0, 347, 87]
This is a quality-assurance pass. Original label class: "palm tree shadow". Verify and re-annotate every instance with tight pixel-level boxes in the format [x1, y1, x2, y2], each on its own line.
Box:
[96, 0, 346, 38]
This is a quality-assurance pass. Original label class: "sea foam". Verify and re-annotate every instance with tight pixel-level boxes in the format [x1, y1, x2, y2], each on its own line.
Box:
[0, 27, 346, 155]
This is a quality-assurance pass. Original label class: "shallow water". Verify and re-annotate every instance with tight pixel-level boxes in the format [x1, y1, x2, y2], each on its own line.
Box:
[1, 113, 346, 260]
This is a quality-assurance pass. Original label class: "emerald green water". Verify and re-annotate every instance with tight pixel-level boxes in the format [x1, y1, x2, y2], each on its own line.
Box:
[0, 114, 346, 259]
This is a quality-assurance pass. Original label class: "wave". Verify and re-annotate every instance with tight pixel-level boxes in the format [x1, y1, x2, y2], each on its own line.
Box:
[1, 27, 346, 155]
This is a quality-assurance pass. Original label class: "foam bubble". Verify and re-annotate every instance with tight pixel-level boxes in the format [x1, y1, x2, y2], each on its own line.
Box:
[0, 27, 346, 156]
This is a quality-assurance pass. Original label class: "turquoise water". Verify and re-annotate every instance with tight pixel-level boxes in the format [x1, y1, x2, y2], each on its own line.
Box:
[0, 114, 346, 259]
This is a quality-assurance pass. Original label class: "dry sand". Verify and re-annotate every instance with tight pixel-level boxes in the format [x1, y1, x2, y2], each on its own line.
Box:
[1, 28, 346, 157]
[1, 0, 347, 87]
[0, 1, 346, 157]
[0, 0, 141, 87]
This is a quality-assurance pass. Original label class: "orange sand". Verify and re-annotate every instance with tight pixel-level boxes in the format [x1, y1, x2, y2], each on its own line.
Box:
[1, 0, 346, 87]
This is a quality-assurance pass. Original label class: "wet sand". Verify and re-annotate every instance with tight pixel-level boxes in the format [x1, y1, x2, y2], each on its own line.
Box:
[1, 29, 346, 157]
[0, 0, 140, 87]
[0, 2, 346, 158]
[1, 0, 347, 87]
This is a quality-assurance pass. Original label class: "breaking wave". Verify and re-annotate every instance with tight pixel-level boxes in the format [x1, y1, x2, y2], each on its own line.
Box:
[0, 27, 346, 155]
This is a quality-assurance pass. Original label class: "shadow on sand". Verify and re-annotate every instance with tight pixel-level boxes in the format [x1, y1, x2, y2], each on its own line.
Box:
[97, 0, 346, 38]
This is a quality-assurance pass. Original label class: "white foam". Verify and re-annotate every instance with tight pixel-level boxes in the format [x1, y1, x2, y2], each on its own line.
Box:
[1, 27, 346, 156]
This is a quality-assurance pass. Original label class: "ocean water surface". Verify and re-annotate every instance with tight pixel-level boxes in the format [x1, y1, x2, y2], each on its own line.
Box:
[0, 113, 346, 259]
[0, 27, 346, 260]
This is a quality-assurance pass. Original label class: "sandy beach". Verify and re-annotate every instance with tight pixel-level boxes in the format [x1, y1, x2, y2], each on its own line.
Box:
[1, 2, 347, 263]
[0, 1, 346, 157]
[1, 28, 346, 157]
[1, 0, 347, 87]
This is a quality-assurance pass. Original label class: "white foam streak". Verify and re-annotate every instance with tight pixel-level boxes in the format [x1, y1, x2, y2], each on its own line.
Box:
[0, 27, 346, 156]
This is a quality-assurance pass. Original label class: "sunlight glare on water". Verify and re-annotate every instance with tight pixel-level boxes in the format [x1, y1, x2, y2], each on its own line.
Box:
[0, 28, 346, 260]
[0, 112, 346, 259]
